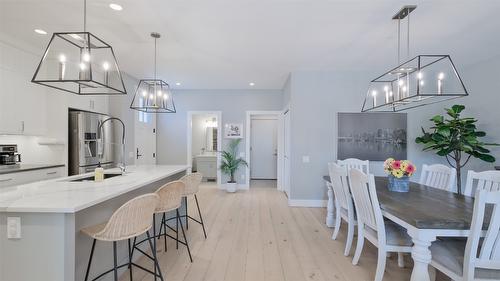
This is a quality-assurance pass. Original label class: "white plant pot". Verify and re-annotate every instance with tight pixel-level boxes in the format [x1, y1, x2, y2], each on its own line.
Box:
[226, 182, 238, 193]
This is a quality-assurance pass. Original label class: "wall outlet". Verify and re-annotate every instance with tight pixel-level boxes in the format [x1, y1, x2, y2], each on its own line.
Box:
[7, 217, 21, 239]
[302, 156, 310, 163]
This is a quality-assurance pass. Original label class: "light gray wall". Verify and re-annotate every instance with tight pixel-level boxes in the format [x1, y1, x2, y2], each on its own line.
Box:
[156, 89, 283, 184]
[287, 56, 500, 200]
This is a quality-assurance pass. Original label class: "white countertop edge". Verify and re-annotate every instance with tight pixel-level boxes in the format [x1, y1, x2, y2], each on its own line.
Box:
[0, 165, 188, 214]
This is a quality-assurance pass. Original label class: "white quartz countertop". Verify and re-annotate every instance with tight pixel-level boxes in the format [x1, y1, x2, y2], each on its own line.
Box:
[0, 165, 187, 213]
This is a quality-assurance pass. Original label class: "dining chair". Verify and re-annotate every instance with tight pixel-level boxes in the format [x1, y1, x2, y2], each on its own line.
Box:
[328, 162, 357, 256]
[419, 164, 456, 192]
[463, 170, 500, 197]
[349, 168, 412, 281]
[429, 188, 500, 281]
[338, 158, 370, 174]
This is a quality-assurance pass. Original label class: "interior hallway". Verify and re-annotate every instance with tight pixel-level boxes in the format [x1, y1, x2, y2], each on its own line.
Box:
[123, 181, 449, 281]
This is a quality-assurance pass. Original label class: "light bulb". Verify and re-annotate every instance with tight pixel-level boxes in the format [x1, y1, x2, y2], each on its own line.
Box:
[420, 80, 425, 86]
[417, 72, 423, 79]
[157, 90, 162, 97]
[79, 63, 86, 70]
[389, 91, 393, 96]
[398, 80, 404, 86]
[59, 54, 66, 63]
[163, 94, 168, 100]
[384, 86, 389, 92]
[402, 86, 407, 92]
[102, 62, 110, 71]
[82, 52, 90, 62]
[438, 72, 445, 80]
[141, 90, 147, 97]
[371, 90, 377, 97]
[149, 94, 154, 99]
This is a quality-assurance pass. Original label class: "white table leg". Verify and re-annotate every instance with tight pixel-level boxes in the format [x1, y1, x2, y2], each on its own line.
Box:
[408, 231, 436, 281]
[326, 182, 335, 227]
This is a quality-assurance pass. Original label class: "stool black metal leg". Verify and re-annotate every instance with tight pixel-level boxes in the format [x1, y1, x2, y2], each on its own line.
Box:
[146, 230, 164, 281]
[153, 214, 157, 281]
[113, 241, 118, 281]
[162, 213, 167, 252]
[195, 194, 207, 239]
[84, 239, 96, 281]
[128, 238, 133, 281]
[177, 209, 193, 262]
[184, 196, 189, 229]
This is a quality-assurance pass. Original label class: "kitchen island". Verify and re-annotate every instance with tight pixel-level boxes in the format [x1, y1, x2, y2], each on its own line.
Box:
[0, 165, 188, 281]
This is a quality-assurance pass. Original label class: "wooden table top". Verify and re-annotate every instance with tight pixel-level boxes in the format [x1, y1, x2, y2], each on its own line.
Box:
[323, 175, 490, 230]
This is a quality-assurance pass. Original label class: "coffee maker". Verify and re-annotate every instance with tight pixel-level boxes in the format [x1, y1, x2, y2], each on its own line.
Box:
[0, 145, 21, 166]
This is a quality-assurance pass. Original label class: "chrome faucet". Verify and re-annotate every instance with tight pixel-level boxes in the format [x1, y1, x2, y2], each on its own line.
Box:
[98, 117, 126, 174]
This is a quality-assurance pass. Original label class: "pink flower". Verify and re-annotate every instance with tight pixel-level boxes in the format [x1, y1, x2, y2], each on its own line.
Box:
[406, 164, 416, 174]
[391, 160, 401, 170]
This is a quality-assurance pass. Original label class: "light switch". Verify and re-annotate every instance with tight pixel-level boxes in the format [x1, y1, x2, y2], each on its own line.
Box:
[7, 217, 21, 239]
[302, 156, 310, 163]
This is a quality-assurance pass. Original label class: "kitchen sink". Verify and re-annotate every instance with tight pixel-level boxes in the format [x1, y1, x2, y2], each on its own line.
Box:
[69, 173, 122, 182]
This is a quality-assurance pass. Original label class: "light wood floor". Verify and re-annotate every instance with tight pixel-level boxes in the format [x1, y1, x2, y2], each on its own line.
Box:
[123, 182, 449, 281]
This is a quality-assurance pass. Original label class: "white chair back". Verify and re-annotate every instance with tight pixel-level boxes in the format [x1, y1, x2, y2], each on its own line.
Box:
[419, 164, 456, 191]
[328, 162, 353, 211]
[463, 189, 500, 279]
[338, 158, 370, 174]
[348, 169, 384, 236]
[464, 170, 500, 197]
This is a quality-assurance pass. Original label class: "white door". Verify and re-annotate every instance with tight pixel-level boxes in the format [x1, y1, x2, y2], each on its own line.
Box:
[250, 118, 278, 179]
[283, 110, 291, 196]
[135, 109, 157, 165]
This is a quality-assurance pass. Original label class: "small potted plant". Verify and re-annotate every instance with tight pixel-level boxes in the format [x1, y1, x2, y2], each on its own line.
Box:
[220, 139, 247, 193]
[384, 158, 417, 192]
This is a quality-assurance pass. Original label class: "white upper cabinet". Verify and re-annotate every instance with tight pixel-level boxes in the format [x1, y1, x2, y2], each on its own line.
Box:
[0, 40, 47, 135]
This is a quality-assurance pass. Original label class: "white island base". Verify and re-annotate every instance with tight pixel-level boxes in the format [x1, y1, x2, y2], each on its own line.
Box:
[0, 165, 188, 281]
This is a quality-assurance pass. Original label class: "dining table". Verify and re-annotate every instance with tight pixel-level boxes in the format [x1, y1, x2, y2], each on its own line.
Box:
[323, 175, 490, 281]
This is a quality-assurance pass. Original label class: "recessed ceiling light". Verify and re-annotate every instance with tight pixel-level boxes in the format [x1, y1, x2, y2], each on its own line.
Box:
[34, 29, 47, 35]
[109, 3, 123, 11]
[175, 82, 181, 86]
[249, 82, 255, 86]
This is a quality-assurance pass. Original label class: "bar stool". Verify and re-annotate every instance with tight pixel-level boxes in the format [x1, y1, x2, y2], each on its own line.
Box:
[155, 180, 193, 262]
[180, 173, 207, 238]
[81, 193, 163, 281]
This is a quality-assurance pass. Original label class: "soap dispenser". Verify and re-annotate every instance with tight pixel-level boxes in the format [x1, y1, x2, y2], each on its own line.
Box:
[95, 162, 104, 182]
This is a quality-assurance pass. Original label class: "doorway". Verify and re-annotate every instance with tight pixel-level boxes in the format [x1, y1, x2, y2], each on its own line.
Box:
[134, 109, 157, 165]
[245, 111, 283, 190]
[187, 111, 222, 187]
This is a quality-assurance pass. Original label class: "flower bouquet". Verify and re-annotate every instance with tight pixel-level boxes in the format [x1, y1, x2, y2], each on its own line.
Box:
[383, 158, 416, 192]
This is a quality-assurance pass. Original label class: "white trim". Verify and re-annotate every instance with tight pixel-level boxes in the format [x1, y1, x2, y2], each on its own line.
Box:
[245, 110, 284, 190]
[288, 199, 328, 208]
[187, 111, 222, 188]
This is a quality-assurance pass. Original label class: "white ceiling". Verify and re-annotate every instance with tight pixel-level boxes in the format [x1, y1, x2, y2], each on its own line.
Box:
[1, 0, 500, 90]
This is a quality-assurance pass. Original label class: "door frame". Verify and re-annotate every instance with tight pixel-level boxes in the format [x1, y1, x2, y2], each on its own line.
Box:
[187, 111, 222, 187]
[245, 111, 284, 190]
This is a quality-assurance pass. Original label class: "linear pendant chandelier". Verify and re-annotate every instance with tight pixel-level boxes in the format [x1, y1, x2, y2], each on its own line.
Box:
[361, 6, 468, 112]
[31, 0, 127, 95]
[130, 33, 176, 113]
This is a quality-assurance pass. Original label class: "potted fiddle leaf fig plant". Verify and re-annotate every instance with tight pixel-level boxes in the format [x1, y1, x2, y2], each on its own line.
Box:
[220, 139, 247, 193]
[416, 104, 498, 195]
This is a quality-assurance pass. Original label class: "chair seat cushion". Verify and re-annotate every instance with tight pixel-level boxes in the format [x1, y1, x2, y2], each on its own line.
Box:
[430, 238, 500, 279]
[365, 220, 413, 247]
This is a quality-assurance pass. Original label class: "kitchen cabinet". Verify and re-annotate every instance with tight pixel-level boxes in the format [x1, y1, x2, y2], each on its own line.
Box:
[0, 41, 47, 135]
[0, 167, 65, 188]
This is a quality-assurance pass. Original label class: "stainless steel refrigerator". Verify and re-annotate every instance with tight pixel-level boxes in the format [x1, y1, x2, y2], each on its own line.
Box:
[68, 110, 116, 175]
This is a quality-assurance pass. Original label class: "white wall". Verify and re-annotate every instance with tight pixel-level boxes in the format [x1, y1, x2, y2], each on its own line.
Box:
[286, 57, 500, 200]
[156, 89, 283, 184]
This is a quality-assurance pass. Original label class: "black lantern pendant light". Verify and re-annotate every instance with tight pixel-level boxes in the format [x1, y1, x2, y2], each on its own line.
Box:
[362, 5, 468, 112]
[31, 0, 127, 95]
[130, 32, 176, 113]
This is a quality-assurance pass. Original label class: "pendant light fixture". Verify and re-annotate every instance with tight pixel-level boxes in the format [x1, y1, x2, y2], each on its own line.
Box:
[31, 0, 127, 95]
[362, 5, 468, 112]
[130, 32, 176, 113]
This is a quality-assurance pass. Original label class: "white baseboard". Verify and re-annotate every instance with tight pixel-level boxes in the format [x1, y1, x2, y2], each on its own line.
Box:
[288, 199, 327, 207]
